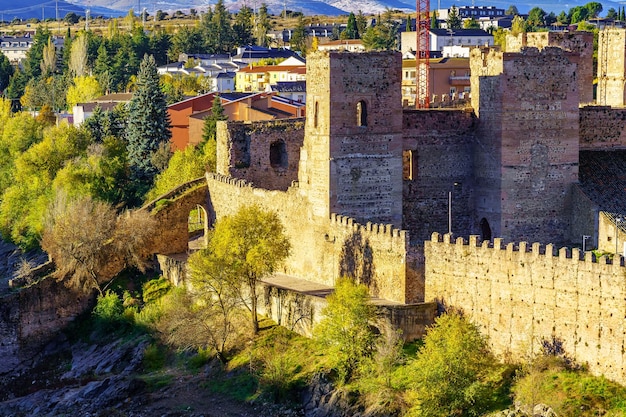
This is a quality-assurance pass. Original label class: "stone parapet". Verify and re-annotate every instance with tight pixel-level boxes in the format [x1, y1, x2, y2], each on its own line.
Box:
[425, 232, 626, 385]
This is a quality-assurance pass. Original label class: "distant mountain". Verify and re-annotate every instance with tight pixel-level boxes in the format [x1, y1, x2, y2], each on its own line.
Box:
[3, 0, 624, 20]
[0, 0, 124, 21]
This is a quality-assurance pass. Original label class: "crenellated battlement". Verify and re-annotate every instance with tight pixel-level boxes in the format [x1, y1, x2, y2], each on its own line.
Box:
[429, 232, 625, 267]
[330, 213, 408, 241]
[206, 172, 253, 188]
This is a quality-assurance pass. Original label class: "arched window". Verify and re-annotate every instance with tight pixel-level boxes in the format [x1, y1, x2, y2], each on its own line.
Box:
[480, 218, 492, 242]
[356, 100, 367, 127]
[270, 140, 288, 168]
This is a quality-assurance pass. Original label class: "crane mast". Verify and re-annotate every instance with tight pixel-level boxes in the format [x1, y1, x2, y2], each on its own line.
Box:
[416, 0, 430, 108]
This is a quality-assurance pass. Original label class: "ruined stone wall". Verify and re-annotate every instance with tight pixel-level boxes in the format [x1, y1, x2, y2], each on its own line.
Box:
[216, 119, 305, 191]
[470, 47, 579, 245]
[301, 51, 404, 227]
[206, 173, 417, 303]
[402, 109, 476, 242]
[579, 106, 626, 149]
[506, 32, 594, 103]
[425, 233, 626, 385]
[598, 29, 626, 106]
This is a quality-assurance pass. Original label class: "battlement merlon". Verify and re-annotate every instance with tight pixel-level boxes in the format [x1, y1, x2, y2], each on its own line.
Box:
[429, 232, 624, 268]
[329, 213, 408, 244]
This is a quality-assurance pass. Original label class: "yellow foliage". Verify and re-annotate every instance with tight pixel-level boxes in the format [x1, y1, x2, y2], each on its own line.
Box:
[66, 76, 103, 112]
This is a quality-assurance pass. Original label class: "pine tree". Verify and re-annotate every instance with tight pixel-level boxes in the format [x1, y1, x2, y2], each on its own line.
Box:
[126, 54, 172, 201]
[446, 5, 462, 29]
[345, 12, 359, 39]
[255, 4, 272, 47]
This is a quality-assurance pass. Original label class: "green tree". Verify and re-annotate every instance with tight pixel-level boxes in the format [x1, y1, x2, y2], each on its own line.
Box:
[405, 313, 506, 417]
[569, 6, 589, 24]
[505, 5, 519, 15]
[356, 10, 368, 38]
[254, 4, 272, 47]
[208, 204, 291, 334]
[463, 17, 480, 29]
[202, 95, 228, 172]
[69, 32, 89, 77]
[557, 11, 569, 25]
[290, 16, 307, 54]
[232, 6, 254, 47]
[168, 25, 204, 61]
[585, 2, 603, 18]
[23, 27, 51, 80]
[145, 145, 209, 201]
[66, 76, 102, 110]
[606, 8, 618, 19]
[362, 9, 398, 51]
[343, 12, 359, 39]
[527, 7, 546, 28]
[511, 15, 528, 36]
[125, 54, 172, 202]
[446, 5, 462, 29]
[430, 11, 439, 29]
[314, 278, 377, 383]
[0, 53, 14, 93]
[202, 0, 235, 54]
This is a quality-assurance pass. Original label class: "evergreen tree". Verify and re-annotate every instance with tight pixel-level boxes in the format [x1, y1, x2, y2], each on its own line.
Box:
[344, 12, 359, 39]
[0, 53, 14, 94]
[203, 0, 235, 54]
[233, 6, 254, 47]
[446, 5, 462, 29]
[362, 9, 398, 51]
[125, 54, 172, 202]
[356, 10, 368, 37]
[23, 27, 51, 80]
[431, 11, 439, 29]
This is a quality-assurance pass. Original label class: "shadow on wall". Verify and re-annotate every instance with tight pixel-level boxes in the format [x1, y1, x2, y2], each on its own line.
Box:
[339, 230, 377, 295]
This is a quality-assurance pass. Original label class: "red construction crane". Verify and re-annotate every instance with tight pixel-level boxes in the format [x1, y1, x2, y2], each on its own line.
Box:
[416, 0, 430, 108]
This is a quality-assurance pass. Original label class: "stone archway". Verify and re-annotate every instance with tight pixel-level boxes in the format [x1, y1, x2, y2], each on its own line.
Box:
[188, 204, 209, 251]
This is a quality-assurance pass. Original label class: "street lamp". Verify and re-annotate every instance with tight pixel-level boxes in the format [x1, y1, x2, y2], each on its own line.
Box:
[616, 217, 623, 257]
[448, 182, 460, 235]
[582, 235, 591, 253]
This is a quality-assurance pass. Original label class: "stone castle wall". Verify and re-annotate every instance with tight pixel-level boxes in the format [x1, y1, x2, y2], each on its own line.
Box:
[216, 118, 305, 191]
[579, 106, 626, 150]
[425, 233, 626, 384]
[470, 47, 579, 245]
[598, 29, 626, 106]
[402, 109, 476, 242]
[301, 51, 404, 227]
[205, 173, 418, 303]
[506, 32, 594, 103]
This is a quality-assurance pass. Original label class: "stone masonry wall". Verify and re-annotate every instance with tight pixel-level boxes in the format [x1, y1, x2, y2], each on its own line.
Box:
[402, 109, 476, 242]
[216, 118, 305, 191]
[580, 106, 626, 150]
[425, 233, 626, 385]
[206, 173, 419, 303]
[470, 47, 579, 245]
[598, 29, 626, 106]
[506, 32, 594, 103]
[301, 51, 404, 227]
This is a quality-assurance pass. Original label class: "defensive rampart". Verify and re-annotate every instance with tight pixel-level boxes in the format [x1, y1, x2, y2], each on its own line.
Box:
[205, 173, 419, 303]
[425, 232, 626, 384]
[579, 106, 626, 150]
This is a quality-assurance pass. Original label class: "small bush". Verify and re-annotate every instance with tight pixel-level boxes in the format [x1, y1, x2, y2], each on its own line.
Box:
[143, 342, 166, 371]
[92, 291, 125, 332]
[142, 277, 172, 304]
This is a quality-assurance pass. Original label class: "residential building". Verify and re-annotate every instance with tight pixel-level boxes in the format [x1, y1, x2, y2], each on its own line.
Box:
[401, 29, 493, 54]
[72, 93, 133, 126]
[317, 39, 365, 52]
[266, 81, 306, 103]
[401, 57, 470, 107]
[436, 5, 505, 21]
[232, 45, 304, 64]
[236, 60, 306, 93]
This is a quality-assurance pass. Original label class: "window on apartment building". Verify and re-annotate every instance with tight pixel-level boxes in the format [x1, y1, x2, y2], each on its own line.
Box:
[356, 100, 367, 127]
[270, 140, 288, 169]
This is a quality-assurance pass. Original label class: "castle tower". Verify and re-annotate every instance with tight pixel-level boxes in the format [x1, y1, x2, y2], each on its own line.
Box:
[299, 51, 404, 227]
[506, 32, 594, 104]
[470, 47, 579, 244]
[597, 28, 626, 106]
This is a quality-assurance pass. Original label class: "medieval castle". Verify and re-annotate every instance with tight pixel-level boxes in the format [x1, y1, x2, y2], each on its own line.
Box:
[186, 29, 626, 385]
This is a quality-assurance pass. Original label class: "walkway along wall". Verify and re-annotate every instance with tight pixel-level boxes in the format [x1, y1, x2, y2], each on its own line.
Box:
[425, 232, 626, 384]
